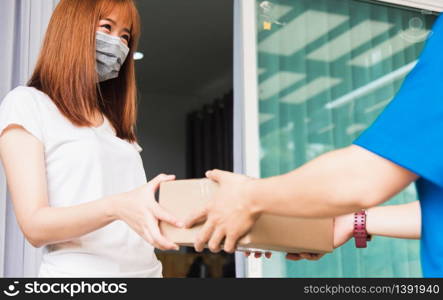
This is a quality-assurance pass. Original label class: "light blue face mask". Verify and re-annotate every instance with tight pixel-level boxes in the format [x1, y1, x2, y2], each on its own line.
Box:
[96, 31, 130, 82]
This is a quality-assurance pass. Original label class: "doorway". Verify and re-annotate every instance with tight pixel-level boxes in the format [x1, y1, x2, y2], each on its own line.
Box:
[135, 0, 234, 278]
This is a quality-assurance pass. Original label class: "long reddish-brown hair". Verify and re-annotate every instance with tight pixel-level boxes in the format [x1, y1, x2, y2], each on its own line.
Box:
[28, 0, 141, 142]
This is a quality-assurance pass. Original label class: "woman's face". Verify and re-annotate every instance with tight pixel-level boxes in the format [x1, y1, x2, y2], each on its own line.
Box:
[97, 9, 131, 46]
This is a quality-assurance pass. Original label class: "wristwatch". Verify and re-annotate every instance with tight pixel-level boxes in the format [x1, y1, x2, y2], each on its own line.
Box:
[353, 210, 371, 248]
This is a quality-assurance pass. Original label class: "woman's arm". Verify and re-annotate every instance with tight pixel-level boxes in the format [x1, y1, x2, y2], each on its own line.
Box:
[0, 125, 182, 249]
[248, 145, 418, 218]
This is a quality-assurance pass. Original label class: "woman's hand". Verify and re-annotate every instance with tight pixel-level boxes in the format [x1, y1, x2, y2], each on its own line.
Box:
[114, 174, 184, 251]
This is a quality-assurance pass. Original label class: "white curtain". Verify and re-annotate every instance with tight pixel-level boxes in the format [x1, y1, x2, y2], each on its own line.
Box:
[0, 0, 59, 277]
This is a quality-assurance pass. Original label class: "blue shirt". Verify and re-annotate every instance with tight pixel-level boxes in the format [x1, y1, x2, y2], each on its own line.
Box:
[354, 13, 443, 278]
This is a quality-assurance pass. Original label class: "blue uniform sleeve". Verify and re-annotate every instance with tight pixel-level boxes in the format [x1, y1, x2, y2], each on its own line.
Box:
[354, 14, 443, 188]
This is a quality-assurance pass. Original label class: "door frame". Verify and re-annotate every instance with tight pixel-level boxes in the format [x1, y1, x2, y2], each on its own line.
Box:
[233, 0, 261, 278]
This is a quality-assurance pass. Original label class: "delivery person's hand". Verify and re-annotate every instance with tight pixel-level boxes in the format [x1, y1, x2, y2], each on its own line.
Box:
[184, 170, 259, 253]
[116, 173, 184, 251]
[245, 251, 323, 261]
[244, 251, 272, 259]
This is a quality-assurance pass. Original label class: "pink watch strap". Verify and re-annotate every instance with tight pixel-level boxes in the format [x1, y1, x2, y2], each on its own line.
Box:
[353, 210, 371, 248]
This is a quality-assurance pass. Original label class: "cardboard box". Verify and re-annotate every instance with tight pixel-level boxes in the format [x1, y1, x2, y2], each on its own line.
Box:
[159, 179, 334, 253]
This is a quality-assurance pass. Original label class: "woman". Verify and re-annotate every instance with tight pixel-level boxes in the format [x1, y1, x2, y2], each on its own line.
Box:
[185, 14, 443, 277]
[0, 0, 183, 277]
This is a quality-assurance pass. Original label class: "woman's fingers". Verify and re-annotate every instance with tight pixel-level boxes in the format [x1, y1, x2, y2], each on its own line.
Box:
[145, 214, 179, 251]
[142, 227, 154, 246]
[264, 252, 272, 259]
[142, 226, 169, 251]
[152, 204, 183, 228]
[148, 174, 176, 191]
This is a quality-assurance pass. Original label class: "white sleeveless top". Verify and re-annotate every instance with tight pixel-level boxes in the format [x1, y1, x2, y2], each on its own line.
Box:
[0, 86, 162, 277]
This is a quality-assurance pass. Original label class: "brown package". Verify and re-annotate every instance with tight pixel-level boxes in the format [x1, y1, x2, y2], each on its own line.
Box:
[159, 179, 334, 253]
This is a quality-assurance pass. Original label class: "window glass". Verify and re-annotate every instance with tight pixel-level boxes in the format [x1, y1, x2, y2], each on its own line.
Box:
[256, 0, 436, 277]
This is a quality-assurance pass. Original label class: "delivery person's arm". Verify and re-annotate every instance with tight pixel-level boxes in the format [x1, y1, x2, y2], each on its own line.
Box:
[0, 125, 182, 250]
[325, 201, 421, 254]
[366, 200, 421, 239]
[253, 201, 421, 261]
[184, 145, 418, 253]
[186, 14, 443, 254]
